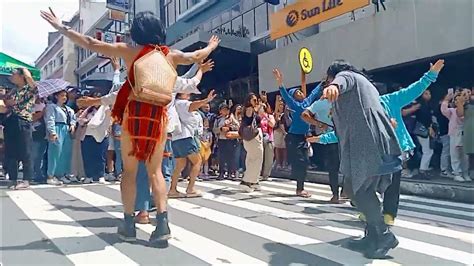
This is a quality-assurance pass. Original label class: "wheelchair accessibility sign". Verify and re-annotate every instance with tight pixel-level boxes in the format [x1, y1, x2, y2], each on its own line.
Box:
[299, 47, 313, 74]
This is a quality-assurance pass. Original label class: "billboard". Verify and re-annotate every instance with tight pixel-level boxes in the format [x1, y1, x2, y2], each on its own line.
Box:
[270, 0, 370, 40]
[106, 0, 130, 12]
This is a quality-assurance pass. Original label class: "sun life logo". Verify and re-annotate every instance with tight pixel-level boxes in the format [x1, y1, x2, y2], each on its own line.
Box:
[286, 10, 299, 27]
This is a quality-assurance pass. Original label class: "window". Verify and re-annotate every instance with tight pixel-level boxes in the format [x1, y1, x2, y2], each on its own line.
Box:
[167, 0, 176, 26]
[58, 53, 64, 66]
[255, 4, 268, 35]
[179, 0, 188, 14]
[243, 11, 255, 37]
[221, 11, 230, 24]
[241, 0, 253, 12]
[231, 4, 240, 18]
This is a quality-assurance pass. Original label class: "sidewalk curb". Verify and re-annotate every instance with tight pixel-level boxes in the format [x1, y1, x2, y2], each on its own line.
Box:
[271, 169, 474, 203]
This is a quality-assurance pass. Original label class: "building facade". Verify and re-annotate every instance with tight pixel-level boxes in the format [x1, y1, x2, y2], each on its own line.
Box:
[35, 13, 80, 85]
[149, 0, 472, 103]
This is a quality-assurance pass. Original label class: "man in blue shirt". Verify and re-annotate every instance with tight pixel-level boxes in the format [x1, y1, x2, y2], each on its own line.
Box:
[272, 68, 322, 198]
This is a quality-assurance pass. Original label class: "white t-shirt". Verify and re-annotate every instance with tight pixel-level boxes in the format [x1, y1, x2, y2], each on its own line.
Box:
[173, 99, 198, 141]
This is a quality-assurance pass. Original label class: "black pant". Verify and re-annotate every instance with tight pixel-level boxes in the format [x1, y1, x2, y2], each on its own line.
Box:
[3, 115, 33, 181]
[285, 133, 309, 191]
[323, 144, 341, 197]
[383, 170, 401, 217]
[218, 139, 238, 175]
[346, 177, 386, 230]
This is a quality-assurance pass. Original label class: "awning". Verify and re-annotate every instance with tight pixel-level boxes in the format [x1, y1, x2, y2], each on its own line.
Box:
[0, 52, 40, 80]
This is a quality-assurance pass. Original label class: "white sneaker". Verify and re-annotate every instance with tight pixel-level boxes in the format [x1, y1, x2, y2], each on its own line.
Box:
[453, 175, 465, 182]
[99, 177, 108, 184]
[105, 173, 116, 182]
[252, 183, 261, 191]
[47, 177, 63, 186]
[83, 177, 93, 184]
[239, 182, 255, 193]
[463, 176, 472, 182]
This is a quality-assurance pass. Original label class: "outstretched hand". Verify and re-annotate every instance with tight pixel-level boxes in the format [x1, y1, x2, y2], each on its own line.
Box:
[272, 68, 283, 87]
[430, 59, 445, 74]
[208, 35, 221, 50]
[40, 8, 62, 30]
[322, 85, 339, 102]
[206, 90, 217, 102]
[200, 59, 215, 73]
[110, 58, 120, 71]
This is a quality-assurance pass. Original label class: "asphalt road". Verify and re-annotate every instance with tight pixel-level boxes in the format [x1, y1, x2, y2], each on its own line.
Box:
[1, 178, 473, 265]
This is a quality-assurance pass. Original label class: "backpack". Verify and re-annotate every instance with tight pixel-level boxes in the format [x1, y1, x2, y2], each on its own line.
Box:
[128, 46, 177, 106]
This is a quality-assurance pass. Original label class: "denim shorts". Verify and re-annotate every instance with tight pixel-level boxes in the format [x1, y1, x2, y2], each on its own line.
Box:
[172, 137, 199, 158]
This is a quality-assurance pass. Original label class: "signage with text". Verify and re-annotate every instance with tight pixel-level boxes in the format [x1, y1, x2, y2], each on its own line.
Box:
[270, 0, 370, 40]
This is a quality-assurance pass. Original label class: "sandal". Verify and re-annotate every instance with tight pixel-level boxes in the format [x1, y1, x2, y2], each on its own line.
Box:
[296, 190, 312, 198]
[168, 191, 187, 199]
[185, 190, 203, 198]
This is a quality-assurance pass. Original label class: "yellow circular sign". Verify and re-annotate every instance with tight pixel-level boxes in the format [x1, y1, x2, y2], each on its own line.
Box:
[299, 47, 313, 74]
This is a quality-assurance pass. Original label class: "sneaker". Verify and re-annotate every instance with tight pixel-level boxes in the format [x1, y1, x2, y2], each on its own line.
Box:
[149, 212, 171, 248]
[68, 175, 79, 183]
[453, 175, 465, 182]
[105, 173, 116, 182]
[83, 177, 93, 184]
[329, 195, 340, 204]
[463, 176, 472, 182]
[440, 171, 453, 178]
[14, 180, 30, 190]
[384, 214, 395, 226]
[118, 214, 136, 242]
[59, 176, 72, 185]
[252, 183, 261, 191]
[99, 177, 108, 184]
[47, 177, 63, 186]
[239, 181, 255, 193]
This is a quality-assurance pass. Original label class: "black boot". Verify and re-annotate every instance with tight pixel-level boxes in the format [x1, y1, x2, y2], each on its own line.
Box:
[347, 224, 375, 251]
[364, 225, 399, 259]
[149, 211, 171, 248]
[118, 213, 136, 242]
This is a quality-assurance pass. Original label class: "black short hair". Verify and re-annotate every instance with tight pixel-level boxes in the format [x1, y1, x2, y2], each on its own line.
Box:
[327, 59, 374, 84]
[130, 11, 166, 45]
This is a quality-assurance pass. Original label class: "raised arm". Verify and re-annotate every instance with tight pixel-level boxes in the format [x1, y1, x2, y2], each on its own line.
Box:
[305, 83, 323, 106]
[168, 36, 220, 67]
[189, 90, 216, 112]
[385, 60, 444, 108]
[174, 60, 214, 94]
[41, 9, 129, 59]
[272, 68, 298, 110]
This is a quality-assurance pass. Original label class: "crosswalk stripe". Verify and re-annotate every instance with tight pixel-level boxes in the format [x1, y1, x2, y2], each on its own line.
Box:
[269, 178, 474, 210]
[7, 190, 138, 266]
[219, 180, 474, 228]
[194, 181, 474, 264]
[60, 187, 266, 265]
[196, 181, 474, 243]
[107, 186, 389, 266]
[263, 181, 473, 217]
[320, 226, 474, 265]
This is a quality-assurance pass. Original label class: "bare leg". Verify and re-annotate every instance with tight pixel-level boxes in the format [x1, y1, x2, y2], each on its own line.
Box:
[145, 139, 167, 213]
[106, 150, 115, 174]
[186, 153, 202, 194]
[169, 158, 187, 196]
[120, 131, 139, 215]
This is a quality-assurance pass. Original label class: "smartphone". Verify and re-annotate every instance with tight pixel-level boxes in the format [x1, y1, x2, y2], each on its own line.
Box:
[448, 88, 454, 95]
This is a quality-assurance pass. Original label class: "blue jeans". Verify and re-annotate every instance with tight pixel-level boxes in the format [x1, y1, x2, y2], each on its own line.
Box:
[135, 138, 173, 211]
[113, 137, 123, 175]
[81, 135, 108, 181]
[439, 135, 451, 173]
[32, 139, 48, 182]
[47, 124, 72, 177]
